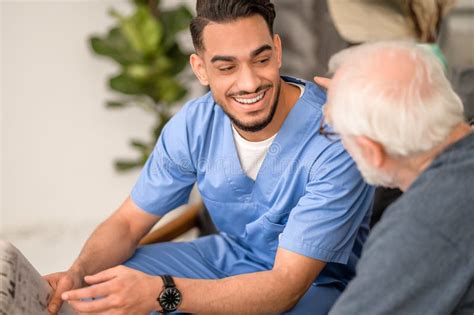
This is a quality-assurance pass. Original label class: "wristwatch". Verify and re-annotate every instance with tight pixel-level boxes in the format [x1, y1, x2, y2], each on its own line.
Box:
[157, 275, 182, 313]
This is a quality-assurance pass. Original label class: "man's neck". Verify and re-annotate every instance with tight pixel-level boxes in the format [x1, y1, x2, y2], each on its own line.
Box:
[397, 123, 473, 191]
[235, 80, 301, 142]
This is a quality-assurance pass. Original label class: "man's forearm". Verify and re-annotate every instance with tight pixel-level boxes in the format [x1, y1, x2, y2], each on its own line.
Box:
[174, 267, 311, 314]
[70, 213, 140, 278]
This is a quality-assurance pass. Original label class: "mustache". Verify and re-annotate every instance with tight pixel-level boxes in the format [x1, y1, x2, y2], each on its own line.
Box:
[227, 84, 272, 97]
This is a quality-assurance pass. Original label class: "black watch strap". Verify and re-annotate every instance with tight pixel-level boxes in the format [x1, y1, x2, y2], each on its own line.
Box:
[160, 275, 175, 288]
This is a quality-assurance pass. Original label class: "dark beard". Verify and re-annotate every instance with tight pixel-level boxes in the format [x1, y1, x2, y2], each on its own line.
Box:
[224, 81, 281, 133]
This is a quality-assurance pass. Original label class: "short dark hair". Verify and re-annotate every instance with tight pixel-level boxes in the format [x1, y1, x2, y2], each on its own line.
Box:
[190, 0, 276, 52]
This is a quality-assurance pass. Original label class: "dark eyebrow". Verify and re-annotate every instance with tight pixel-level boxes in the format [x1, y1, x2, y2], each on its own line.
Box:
[210, 44, 273, 64]
[250, 44, 272, 58]
[210, 55, 236, 63]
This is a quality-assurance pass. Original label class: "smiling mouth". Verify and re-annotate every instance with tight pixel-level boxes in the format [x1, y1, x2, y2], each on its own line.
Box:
[231, 87, 270, 105]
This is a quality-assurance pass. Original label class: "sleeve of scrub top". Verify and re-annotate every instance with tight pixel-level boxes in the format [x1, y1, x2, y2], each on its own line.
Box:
[278, 141, 374, 264]
[130, 104, 197, 216]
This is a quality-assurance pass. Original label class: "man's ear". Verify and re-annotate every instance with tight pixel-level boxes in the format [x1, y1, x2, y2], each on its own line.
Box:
[190, 53, 209, 86]
[273, 34, 282, 68]
[354, 136, 387, 168]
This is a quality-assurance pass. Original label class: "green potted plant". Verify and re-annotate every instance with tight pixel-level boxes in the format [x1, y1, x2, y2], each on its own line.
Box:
[89, 0, 193, 171]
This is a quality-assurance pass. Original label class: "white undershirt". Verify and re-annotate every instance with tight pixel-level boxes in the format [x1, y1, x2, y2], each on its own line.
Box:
[232, 82, 305, 180]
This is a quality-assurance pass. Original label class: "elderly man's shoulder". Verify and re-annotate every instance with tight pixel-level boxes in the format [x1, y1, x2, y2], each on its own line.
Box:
[379, 133, 474, 257]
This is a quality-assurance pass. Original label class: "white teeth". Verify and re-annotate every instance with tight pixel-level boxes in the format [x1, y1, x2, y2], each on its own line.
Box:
[234, 92, 265, 104]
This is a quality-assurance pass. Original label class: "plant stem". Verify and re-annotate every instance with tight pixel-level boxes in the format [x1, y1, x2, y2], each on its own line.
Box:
[148, 0, 160, 19]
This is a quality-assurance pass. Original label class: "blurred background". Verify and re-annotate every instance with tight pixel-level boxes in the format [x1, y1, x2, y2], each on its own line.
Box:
[1, 0, 473, 275]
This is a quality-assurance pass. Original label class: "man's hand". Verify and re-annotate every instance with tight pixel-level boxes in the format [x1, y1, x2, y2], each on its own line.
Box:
[45, 269, 84, 315]
[44, 197, 160, 314]
[314, 76, 331, 90]
[62, 265, 161, 315]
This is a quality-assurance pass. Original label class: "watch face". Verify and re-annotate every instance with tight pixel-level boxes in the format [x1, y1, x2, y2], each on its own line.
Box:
[159, 287, 181, 311]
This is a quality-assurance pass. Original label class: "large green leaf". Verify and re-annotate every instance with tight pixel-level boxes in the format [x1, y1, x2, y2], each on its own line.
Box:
[109, 73, 148, 95]
[115, 159, 143, 171]
[90, 27, 142, 65]
[155, 77, 187, 104]
[162, 43, 189, 75]
[126, 63, 152, 80]
[149, 46, 188, 78]
[119, 5, 163, 55]
[161, 5, 193, 50]
[130, 139, 152, 154]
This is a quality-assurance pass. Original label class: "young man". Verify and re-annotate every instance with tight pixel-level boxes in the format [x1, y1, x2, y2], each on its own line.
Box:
[320, 41, 474, 314]
[46, 1, 373, 314]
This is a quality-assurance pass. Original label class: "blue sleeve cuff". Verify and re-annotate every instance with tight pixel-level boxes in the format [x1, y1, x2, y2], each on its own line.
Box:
[130, 189, 190, 217]
[279, 234, 351, 264]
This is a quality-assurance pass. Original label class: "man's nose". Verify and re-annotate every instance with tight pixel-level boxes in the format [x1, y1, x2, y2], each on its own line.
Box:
[235, 64, 261, 94]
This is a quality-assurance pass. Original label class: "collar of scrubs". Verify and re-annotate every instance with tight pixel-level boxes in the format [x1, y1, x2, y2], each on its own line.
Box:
[221, 76, 326, 199]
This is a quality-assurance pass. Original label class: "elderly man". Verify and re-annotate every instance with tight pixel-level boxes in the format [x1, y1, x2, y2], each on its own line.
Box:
[319, 41, 474, 314]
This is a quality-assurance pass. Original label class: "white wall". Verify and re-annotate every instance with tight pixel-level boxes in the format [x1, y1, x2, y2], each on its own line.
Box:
[0, 2, 4, 236]
[1, 0, 198, 274]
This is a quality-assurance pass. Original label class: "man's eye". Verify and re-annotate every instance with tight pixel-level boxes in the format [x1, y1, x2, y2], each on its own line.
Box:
[219, 66, 235, 72]
[256, 58, 270, 64]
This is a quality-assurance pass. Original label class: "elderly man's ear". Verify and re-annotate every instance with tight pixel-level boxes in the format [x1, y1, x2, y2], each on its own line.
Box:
[354, 136, 387, 168]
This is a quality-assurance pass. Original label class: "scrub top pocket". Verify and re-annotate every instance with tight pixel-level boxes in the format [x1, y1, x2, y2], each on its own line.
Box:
[241, 215, 286, 265]
[261, 215, 286, 247]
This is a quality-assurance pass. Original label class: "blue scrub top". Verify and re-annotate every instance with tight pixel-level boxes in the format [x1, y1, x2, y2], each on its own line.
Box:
[131, 76, 374, 287]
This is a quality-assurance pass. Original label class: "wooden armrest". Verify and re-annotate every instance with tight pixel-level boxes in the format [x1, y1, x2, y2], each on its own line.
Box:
[139, 202, 204, 245]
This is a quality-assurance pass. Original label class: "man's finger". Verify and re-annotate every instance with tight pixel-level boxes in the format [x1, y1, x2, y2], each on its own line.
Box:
[44, 274, 56, 289]
[68, 295, 116, 314]
[62, 281, 114, 301]
[83, 267, 118, 285]
[313, 76, 331, 90]
[48, 276, 74, 315]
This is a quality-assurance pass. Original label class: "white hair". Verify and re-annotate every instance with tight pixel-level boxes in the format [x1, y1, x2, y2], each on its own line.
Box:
[327, 41, 465, 157]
